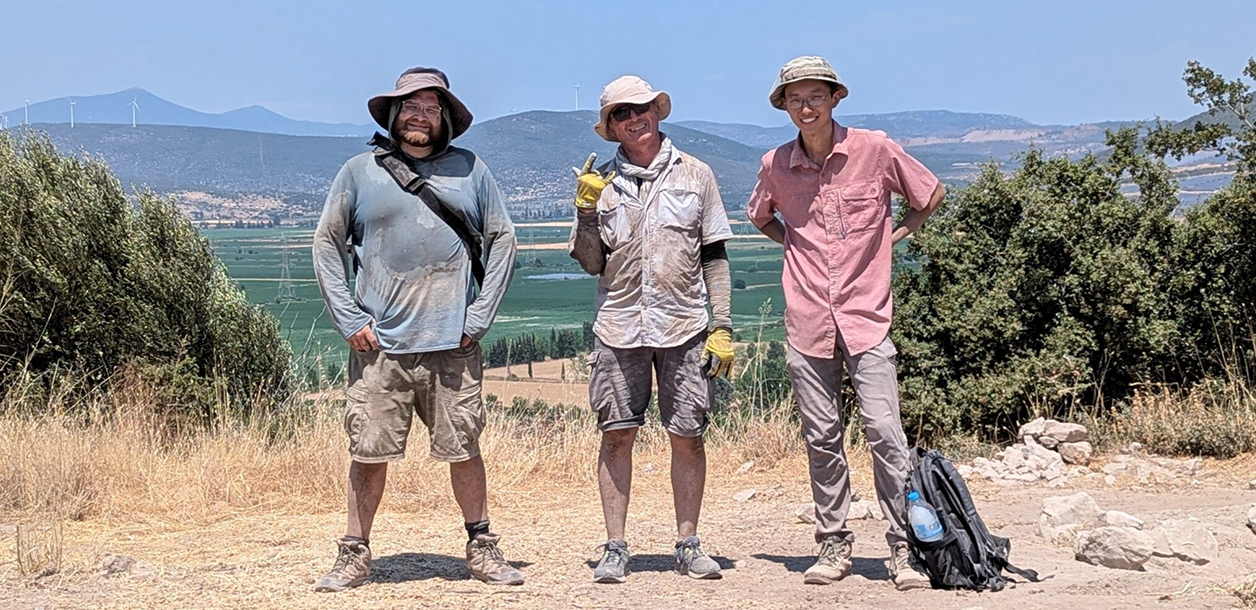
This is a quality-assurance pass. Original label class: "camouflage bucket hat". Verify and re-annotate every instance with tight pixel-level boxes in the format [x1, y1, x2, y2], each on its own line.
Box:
[768, 56, 848, 110]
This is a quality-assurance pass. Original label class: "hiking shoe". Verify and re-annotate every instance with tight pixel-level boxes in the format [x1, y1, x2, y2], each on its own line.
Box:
[803, 536, 852, 585]
[593, 539, 631, 583]
[888, 543, 931, 590]
[466, 533, 525, 585]
[313, 536, 371, 592]
[674, 535, 722, 579]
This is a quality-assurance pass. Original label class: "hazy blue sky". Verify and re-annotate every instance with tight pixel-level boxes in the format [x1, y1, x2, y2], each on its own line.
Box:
[3, 0, 1253, 127]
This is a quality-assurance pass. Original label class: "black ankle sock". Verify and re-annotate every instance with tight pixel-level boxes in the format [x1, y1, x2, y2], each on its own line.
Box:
[465, 520, 490, 541]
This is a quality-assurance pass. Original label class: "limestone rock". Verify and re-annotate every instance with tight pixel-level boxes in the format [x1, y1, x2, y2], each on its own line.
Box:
[736, 461, 755, 474]
[848, 499, 884, 521]
[733, 488, 757, 502]
[1148, 527, 1173, 557]
[1245, 506, 1256, 535]
[1043, 421, 1088, 443]
[1018, 417, 1047, 439]
[1163, 519, 1219, 564]
[1074, 527, 1153, 570]
[1037, 492, 1103, 543]
[1038, 435, 1060, 450]
[794, 502, 817, 525]
[1102, 510, 1144, 529]
[1058, 442, 1093, 466]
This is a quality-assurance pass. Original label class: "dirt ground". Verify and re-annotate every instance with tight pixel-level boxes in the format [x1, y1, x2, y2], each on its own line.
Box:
[3, 452, 1255, 610]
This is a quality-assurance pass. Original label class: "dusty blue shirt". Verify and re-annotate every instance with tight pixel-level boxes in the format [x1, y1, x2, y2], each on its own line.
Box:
[313, 145, 517, 353]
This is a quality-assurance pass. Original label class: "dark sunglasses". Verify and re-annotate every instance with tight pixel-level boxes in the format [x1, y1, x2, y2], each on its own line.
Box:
[610, 102, 652, 122]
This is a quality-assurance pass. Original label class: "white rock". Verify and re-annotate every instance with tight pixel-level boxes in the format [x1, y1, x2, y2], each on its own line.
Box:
[1148, 527, 1173, 557]
[1043, 421, 1088, 443]
[1074, 527, 1154, 570]
[1058, 442, 1093, 466]
[1246, 506, 1256, 535]
[640, 463, 656, 473]
[1124, 442, 1143, 454]
[733, 488, 757, 502]
[1163, 519, 1219, 564]
[1037, 492, 1104, 543]
[848, 499, 884, 520]
[1104, 475, 1117, 486]
[794, 502, 817, 525]
[1047, 477, 1072, 489]
[1038, 435, 1060, 450]
[1069, 466, 1092, 476]
[736, 461, 755, 474]
[1102, 510, 1144, 529]
[1018, 417, 1047, 439]
[957, 464, 975, 479]
[1248, 479, 1256, 490]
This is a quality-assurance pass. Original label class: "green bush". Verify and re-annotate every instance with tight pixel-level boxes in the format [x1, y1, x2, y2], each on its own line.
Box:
[0, 132, 293, 422]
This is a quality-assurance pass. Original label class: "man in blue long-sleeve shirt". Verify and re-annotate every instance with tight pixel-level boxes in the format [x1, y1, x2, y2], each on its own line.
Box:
[311, 67, 521, 591]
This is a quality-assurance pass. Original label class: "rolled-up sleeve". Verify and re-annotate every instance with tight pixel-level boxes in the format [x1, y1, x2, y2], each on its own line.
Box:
[747, 157, 778, 229]
[700, 171, 734, 245]
[882, 138, 939, 211]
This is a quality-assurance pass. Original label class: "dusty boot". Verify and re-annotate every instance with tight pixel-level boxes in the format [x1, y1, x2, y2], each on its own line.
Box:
[313, 536, 371, 592]
[803, 535, 852, 585]
[674, 536, 722, 579]
[888, 543, 931, 590]
[466, 533, 525, 585]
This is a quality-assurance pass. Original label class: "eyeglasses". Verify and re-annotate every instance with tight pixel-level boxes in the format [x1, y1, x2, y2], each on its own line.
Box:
[610, 102, 652, 122]
[400, 100, 443, 119]
[785, 94, 833, 111]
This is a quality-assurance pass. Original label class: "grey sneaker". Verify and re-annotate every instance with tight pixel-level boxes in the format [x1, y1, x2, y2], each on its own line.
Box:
[593, 540, 630, 583]
[313, 537, 371, 592]
[888, 543, 931, 590]
[466, 533, 525, 585]
[674, 536, 721, 579]
[803, 536, 852, 585]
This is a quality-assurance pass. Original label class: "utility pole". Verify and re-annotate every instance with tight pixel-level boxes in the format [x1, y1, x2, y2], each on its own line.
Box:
[276, 233, 297, 302]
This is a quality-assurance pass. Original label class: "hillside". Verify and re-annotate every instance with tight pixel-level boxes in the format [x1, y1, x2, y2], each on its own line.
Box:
[2, 88, 373, 137]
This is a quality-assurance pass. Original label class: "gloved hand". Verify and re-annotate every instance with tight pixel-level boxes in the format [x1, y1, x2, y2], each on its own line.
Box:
[571, 152, 617, 210]
[703, 327, 735, 378]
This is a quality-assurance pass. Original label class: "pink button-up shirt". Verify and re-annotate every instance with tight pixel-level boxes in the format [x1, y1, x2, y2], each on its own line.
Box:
[747, 122, 939, 358]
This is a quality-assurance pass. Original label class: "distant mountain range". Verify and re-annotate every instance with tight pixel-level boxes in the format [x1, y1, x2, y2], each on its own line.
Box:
[2, 88, 373, 137]
[3, 89, 1233, 221]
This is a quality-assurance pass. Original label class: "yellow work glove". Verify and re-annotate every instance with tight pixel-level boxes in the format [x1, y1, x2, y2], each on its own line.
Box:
[703, 328, 735, 378]
[571, 152, 617, 210]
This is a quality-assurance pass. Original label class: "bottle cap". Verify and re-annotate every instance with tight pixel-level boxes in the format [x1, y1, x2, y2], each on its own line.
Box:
[907, 490, 920, 501]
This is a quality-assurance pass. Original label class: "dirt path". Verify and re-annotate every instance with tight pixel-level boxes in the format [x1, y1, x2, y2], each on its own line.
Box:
[4, 452, 1255, 609]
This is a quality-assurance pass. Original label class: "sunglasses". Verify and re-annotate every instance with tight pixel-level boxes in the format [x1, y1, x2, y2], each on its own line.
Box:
[610, 102, 653, 122]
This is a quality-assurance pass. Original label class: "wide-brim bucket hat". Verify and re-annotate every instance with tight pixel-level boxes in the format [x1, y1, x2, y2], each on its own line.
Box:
[594, 75, 672, 142]
[368, 67, 473, 139]
[768, 56, 848, 110]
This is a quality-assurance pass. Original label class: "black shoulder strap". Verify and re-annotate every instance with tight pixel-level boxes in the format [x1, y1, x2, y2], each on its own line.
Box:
[369, 133, 485, 287]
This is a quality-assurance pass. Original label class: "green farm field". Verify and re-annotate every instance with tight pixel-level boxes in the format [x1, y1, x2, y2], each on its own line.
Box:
[204, 220, 792, 363]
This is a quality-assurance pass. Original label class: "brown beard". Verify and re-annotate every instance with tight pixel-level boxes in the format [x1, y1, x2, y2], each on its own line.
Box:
[398, 128, 435, 147]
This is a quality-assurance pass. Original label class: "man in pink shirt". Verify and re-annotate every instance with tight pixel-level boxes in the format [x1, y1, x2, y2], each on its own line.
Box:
[747, 56, 945, 590]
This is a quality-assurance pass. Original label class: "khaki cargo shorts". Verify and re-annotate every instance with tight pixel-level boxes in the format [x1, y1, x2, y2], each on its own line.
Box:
[588, 330, 714, 437]
[344, 344, 485, 463]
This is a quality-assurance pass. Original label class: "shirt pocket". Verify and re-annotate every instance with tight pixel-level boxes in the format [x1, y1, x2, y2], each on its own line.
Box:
[656, 188, 702, 235]
[598, 198, 639, 250]
[840, 180, 888, 235]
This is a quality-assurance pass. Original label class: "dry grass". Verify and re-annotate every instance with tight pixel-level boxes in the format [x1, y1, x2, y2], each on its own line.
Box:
[1096, 377, 1256, 457]
[1234, 574, 1256, 607]
[0, 376, 823, 529]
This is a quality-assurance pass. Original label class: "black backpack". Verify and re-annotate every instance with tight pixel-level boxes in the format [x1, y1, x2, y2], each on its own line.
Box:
[906, 448, 1041, 591]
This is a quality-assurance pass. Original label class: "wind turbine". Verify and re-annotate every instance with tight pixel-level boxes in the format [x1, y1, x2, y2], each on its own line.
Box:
[574, 84, 580, 111]
[0, 113, 8, 130]
[69, 98, 75, 128]
[129, 98, 140, 127]
[24, 100, 29, 125]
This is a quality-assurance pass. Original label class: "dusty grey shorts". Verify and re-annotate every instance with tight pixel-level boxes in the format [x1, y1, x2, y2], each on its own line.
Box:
[344, 344, 485, 464]
[587, 330, 713, 437]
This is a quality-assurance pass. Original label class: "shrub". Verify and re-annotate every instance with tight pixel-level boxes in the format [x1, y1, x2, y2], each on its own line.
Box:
[0, 132, 293, 422]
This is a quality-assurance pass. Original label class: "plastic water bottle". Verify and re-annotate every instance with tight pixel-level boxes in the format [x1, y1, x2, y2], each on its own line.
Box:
[907, 490, 944, 542]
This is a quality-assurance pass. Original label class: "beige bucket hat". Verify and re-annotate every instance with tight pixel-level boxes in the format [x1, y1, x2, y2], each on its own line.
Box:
[768, 56, 848, 110]
[368, 67, 474, 139]
[593, 75, 672, 141]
